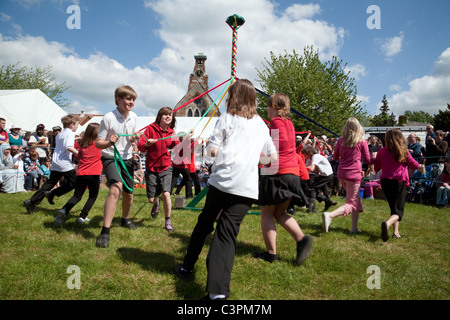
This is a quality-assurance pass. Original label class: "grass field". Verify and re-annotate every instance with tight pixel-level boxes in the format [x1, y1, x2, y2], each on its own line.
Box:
[0, 188, 448, 301]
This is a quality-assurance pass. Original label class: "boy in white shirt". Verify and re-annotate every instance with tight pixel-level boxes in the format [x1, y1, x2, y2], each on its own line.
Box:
[23, 115, 79, 214]
[302, 145, 337, 213]
[94, 85, 142, 248]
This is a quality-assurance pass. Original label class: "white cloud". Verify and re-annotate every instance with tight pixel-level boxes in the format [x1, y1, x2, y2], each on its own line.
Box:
[285, 4, 321, 20]
[0, 13, 12, 22]
[377, 31, 404, 61]
[346, 64, 366, 81]
[388, 47, 450, 115]
[389, 84, 402, 92]
[1, 0, 346, 116]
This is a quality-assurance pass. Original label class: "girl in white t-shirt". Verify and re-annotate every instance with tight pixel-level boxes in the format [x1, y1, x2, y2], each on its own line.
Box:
[173, 79, 277, 300]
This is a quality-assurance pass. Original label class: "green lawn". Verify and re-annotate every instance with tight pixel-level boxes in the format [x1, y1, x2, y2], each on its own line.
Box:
[0, 188, 448, 300]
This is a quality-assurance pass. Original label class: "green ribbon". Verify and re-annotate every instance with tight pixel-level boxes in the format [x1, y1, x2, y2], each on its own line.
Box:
[113, 143, 134, 193]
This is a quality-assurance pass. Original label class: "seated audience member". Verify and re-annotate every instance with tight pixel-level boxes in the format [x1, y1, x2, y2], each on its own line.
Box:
[24, 149, 43, 191]
[363, 164, 381, 199]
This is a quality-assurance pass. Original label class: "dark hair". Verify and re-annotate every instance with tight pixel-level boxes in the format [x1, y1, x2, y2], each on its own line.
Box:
[155, 107, 176, 129]
[301, 145, 317, 157]
[80, 123, 100, 148]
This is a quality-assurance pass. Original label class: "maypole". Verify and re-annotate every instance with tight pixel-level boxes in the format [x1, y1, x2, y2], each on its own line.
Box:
[226, 14, 245, 80]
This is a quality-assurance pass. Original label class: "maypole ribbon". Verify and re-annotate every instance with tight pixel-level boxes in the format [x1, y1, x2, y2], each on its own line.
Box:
[226, 14, 245, 80]
[255, 87, 340, 138]
[131, 77, 235, 144]
[112, 144, 134, 193]
[172, 77, 231, 114]
[198, 76, 234, 137]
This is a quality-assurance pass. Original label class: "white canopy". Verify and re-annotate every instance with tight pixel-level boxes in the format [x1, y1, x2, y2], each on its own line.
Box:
[0, 89, 68, 132]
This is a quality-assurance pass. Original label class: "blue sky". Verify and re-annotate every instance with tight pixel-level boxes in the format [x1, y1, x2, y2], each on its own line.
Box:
[0, 0, 449, 121]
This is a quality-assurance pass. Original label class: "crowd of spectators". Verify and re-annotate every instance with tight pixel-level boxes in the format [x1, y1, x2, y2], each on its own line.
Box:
[0, 118, 62, 193]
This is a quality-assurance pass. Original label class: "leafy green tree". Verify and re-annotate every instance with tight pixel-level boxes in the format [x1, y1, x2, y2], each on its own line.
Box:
[403, 110, 433, 123]
[0, 62, 70, 108]
[432, 104, 450, 131]
[256, 47, 366, 137]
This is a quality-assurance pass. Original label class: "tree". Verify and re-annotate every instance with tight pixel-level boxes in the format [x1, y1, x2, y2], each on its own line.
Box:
[369, 95, 395, 126]
[403, 110, 433, 123]
[0, 62, 70, 108]
[255, 47, 367, 137]
[432, 104, 450, 131]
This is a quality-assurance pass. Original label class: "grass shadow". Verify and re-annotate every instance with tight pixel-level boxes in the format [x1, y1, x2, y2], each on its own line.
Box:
[117, 246, 205, 299]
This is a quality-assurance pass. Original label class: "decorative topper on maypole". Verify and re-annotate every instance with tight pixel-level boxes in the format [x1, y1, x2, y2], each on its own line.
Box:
[226, 14, 245, 80]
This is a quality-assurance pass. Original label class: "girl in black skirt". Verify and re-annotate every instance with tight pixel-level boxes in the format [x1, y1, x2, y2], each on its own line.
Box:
[255, 93, 313, 265]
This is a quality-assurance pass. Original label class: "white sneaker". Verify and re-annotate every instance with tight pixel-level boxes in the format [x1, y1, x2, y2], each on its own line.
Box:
[322, 212, 331, 233]
[76, 217, 91, 224]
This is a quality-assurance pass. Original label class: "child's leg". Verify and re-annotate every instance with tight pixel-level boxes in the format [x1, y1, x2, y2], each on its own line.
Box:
[329, 179, 360, 218]
[182, 186, 224, 271]
[206, 193, 253, 298]
[30, 170, 63, 205]
[381, 179, 405, 239]
[64, 176, 88, 214]
[121, 191, 133, 220]
[260, 205, 277, 254]
[274, 199, 305, 243]
[80, 176, 100, 218]
[103, 182, 122, 228]
[52, 170, 76, 197]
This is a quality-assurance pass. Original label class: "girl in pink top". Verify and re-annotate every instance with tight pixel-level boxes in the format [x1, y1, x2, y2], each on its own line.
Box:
[322, 117, 372, 234]
[374, 128, 419, 241]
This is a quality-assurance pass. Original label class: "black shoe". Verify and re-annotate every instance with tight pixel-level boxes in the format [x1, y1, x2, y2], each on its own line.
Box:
[23, 199, 35, 214]
[44, 191, 55, 205]
[287, 207, 296, 215]
[53, 209, 67, 227]
[307, 200, 316, 213]
[151, 198, 160, 218]
[173, 264, 193, 281]
[324, 200, 337, 211]
[96, 234, 110, 248]
[254, 251, 279, 263]
[120, 218, 136, 229]
[296, 236, 313, 266]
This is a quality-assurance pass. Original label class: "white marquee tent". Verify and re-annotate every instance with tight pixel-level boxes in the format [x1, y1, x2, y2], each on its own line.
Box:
[0, 89, 68, 132]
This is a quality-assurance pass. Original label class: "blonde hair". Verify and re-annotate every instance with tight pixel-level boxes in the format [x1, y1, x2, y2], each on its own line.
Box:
[226, 79, 257, 119]
[268, 93, 290, 119]
[418, 164, 426, 173]
[385, 128, 409, 163]
[341, 117, 365, 148]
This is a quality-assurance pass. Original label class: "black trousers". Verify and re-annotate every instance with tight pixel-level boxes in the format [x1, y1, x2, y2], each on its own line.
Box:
[30, 169, 76, 205]
[183, 185, 254, 297]
[171, 167, 193, 198]
[309, 174, 333, 203]
[381, 179, 407, 221]
[63, 175, 100, 218]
